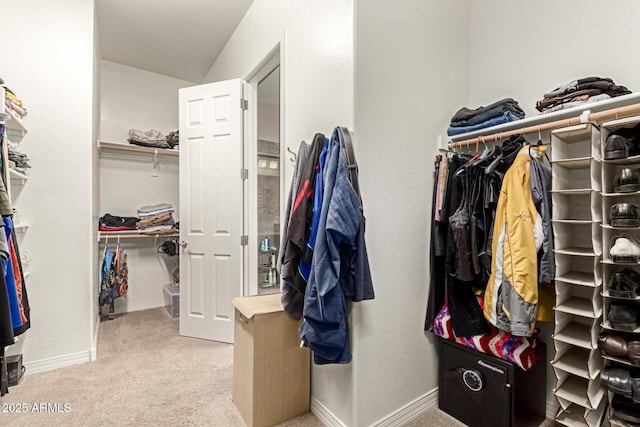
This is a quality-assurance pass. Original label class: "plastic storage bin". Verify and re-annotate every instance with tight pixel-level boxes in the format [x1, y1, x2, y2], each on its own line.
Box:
[163, 284, 179, 318]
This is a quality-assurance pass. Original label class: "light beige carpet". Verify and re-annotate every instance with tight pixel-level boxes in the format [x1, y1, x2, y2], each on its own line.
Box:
[0, 308, 556, 426]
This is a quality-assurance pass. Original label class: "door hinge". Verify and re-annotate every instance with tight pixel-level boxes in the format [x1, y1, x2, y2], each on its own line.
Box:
[241, 235, 248, 246]
[241, 169, 248, 180]
[241, 98, 248, 111]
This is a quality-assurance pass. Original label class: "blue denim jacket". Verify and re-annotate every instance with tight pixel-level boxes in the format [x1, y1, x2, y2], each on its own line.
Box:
[299, 127, 362, 364]
[298, 138, 329, 281]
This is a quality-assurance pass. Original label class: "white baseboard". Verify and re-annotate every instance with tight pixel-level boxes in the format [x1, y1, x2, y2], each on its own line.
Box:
[311, 397, 346, 427]
[371, 388, 439, 427]
[91, 313, 100, 361]
[25, 351, 91, 376]
[311, 388, 439, 427]
[313, 390, 555, 426]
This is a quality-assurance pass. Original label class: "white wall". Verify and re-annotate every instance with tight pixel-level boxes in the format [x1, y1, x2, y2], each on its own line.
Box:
[2, 0, 96, 371]
[99, 60, 194, 313]
[91, 1, 102, 358]
[100, 60, 196, 142]
[353, 1, 470, 425]
[204, 0, 355, 424]
[469, 0, 640, 118]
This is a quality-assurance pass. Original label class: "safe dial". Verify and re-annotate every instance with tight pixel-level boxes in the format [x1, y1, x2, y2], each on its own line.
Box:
[461, 369, 484, 392]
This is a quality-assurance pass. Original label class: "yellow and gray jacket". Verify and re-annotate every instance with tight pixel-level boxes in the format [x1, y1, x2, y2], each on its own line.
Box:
[483, 149, 545, 336]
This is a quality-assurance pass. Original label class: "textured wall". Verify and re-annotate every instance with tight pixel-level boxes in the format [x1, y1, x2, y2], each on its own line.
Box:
[353, 0, 470, 425]
[469, 0, 640, 118]
[2, 0, 96, 369]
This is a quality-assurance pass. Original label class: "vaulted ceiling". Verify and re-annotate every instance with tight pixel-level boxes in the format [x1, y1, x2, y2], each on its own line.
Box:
[96, 0, 254, 83]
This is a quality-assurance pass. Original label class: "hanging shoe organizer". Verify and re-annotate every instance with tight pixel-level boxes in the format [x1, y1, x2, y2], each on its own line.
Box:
[600, 115, 640, 426]
[551, 123, 607, 426]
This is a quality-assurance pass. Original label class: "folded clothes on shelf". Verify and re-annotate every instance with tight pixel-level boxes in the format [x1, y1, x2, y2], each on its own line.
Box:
[138, 225, 177, 235]
[137, 212, 174, 228]
[166, 130, 179, 148]
[536, 76, 631, 113]
[2, 85, 27, 120]
[447, 98, 525, 136]
[99, 213, 139, 231]
[136, 203, 176, 233]
[137, 203, 174, 218]
[127, 129, 171, 149]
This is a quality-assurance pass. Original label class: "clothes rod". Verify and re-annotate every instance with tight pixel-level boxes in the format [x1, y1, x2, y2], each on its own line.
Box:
[448, 102, 640, 148]
[99, 233, 178, 241]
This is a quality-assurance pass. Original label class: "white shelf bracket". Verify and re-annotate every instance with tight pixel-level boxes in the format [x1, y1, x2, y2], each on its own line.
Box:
[150, 149, 159, 177]
[579, 109, 591, 124]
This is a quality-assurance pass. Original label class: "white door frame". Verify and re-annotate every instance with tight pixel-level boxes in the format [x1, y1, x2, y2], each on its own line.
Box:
[244, 41, 285, 296]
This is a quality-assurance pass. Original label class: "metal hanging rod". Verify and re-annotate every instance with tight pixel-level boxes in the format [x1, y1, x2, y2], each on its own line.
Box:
[448, 102, 640, 149]
[99, 232, 179, 241]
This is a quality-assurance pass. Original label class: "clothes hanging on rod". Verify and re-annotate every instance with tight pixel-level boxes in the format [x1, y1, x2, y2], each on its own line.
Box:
[98, 239, 129, 319]
[3, 218, 29, 336]
[0, 124, 30, 395]
[426, 134, 554, 338]
[483, 144, 554, 336]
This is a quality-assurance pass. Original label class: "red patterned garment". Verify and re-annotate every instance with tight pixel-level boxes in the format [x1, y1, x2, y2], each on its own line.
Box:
[433, 298, 543, 370]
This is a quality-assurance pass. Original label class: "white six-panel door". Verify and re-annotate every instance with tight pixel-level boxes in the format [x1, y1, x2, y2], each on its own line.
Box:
[178, 79, 244, 343]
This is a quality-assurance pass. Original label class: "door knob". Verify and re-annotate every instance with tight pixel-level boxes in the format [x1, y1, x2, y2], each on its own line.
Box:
[179, 241, 188, 248]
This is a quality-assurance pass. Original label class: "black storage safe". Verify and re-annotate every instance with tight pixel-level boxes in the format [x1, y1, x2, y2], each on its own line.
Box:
[7, 354, 24, 386]
[439, 339, 546, 427]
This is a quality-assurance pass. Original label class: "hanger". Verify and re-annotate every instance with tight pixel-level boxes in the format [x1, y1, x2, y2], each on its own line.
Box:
[532, 126, 550, 162]
[287, 146, 297, 163]
[438, 148, 457, 159]
[469, 137, 494, 166]
[536, 126, 543, 146]
[466, 137, 481, 164]
[484, 145, 503, 174]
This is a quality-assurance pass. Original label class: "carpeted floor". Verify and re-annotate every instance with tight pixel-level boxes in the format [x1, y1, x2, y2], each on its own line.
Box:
[0, 308, 555, 426]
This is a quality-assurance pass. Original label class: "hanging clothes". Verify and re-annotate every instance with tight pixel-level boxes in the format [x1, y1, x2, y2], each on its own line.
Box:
[299, 126, 374, 365]
[529, 152, 555, 324]
[529, 153, 554, 284]
[0, 125, 30, 395]
[278, 140, 310, 274]
[297, 137, 329, 290]
[337, 127, 373, 303]
[425, 155, 447, 331]
[426, 135, 530, 337]
[98, 241, 128, 318]
[9, 223, 30, 335]
[1, 220, 22, 334]
[280, 134, 325, 321]
[483, 145, 545, 337]
[0, 255, 14, 347]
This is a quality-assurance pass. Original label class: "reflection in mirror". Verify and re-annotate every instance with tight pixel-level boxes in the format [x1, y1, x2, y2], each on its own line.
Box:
[256, 66, 280, 294]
